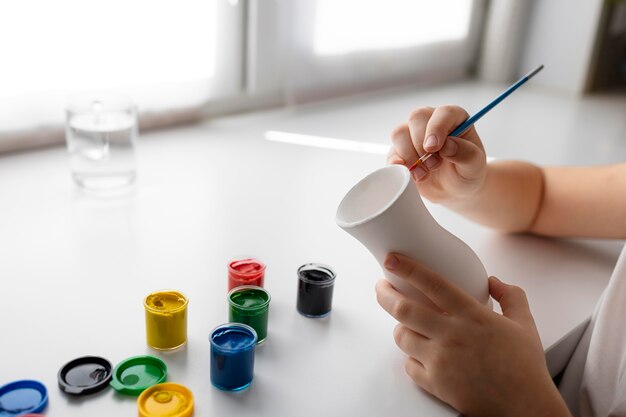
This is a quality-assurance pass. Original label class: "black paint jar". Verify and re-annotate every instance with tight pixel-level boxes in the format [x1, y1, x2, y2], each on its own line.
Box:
[296, 263, 336, 318]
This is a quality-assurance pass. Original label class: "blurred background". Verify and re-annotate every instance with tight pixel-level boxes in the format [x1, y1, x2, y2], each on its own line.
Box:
[0, 0, 624, 154]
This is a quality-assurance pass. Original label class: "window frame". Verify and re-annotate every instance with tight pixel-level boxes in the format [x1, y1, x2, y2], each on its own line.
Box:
[0, 0, 245, 154]
[0, 0, 490, 154]
[247, 0, 487, 104]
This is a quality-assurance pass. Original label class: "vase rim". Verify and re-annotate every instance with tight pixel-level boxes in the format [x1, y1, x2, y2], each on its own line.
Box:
[335, 164, 410, 228]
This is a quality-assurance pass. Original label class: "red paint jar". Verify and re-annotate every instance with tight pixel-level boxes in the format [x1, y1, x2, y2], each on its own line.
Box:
[228, 258, 266, 291]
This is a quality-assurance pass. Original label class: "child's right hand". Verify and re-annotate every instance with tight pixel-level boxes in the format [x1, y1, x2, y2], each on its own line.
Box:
[387, 105, 487, 205]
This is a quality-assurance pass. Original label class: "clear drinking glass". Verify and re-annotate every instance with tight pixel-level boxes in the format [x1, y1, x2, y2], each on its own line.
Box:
[65, 95, 137, 189]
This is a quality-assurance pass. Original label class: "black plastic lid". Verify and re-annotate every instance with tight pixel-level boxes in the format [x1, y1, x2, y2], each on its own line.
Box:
[58, 356, 113, 395]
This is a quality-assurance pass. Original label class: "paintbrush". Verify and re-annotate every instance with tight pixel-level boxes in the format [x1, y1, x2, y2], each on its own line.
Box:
[409, 64, 544, 172]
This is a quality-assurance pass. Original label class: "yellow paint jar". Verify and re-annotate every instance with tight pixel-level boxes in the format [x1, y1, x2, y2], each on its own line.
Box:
[144, 290, 188, 351]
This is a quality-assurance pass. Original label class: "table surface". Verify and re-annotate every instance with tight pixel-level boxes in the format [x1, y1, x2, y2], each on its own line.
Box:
[1, 81, 625, 416]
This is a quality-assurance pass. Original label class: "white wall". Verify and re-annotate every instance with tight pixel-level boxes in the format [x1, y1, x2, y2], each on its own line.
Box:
[518, 0, 604, 94]
[479, 0, 534, 83]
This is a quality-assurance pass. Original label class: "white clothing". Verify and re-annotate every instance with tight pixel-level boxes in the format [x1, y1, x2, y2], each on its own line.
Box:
[560, 244, 626, 417]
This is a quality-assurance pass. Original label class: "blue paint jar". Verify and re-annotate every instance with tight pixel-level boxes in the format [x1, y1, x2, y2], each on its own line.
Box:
[210, 323, 257, 391]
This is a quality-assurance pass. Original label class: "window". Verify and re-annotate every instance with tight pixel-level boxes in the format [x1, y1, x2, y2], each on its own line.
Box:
[1, 0, 486, 151]
[279, 0, 485, 102]
[313, 0, 473, 56]
[0, 0, 242, 133]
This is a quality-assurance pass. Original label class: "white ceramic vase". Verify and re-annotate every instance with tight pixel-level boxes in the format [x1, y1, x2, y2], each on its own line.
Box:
[335, 164, 490, 307]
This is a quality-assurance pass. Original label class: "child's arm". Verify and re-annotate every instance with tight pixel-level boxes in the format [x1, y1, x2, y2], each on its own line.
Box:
[448, 162, 626, 238]
[381, 105, 624, 416]
[529, 164, 626, 238]
[389, 105, 626, 239]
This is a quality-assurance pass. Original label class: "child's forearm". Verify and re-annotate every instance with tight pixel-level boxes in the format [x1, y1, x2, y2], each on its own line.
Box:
[445, 160, 545, 233]
[446, 161, 626, 239]
[529, 164, 626, 238]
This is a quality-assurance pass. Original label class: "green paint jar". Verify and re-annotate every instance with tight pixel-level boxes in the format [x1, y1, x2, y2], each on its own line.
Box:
[228, 286, 270, 344]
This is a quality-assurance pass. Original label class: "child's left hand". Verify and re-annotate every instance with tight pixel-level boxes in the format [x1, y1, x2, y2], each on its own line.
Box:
[375, 253, 571, 417]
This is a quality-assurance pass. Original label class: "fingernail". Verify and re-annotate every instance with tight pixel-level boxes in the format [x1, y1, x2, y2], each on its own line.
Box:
[411, 166, 427, 181]
[424, 135, 438, 151]
[385, 255, 400, 270]
[424, 154, 440, 170]
[441, 139, 458, 157]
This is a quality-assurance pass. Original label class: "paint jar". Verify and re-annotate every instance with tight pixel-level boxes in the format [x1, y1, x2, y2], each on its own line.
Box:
[296, 263, 336, 318]
[228, 258, 266, 291]
[210, 323, 257, 391]
[144, 290, 188, 351]
[228, 286, 270, 344]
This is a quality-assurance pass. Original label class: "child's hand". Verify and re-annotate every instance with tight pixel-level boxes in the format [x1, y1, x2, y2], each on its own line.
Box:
[375, 253, 571, 417]
[387, 106, 487, 205]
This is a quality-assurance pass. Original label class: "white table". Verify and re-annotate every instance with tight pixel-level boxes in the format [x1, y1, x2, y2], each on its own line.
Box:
[1, 81, 625, 416]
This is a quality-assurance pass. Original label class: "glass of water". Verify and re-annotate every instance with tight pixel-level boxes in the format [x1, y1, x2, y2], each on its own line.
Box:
[65, 94, 137, 189]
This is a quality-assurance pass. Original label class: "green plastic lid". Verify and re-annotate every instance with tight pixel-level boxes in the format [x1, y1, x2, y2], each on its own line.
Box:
[109, 355, 167, 396]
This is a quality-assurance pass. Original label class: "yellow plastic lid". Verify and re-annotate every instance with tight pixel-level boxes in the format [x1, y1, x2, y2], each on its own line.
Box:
[137, 383, 194, 417]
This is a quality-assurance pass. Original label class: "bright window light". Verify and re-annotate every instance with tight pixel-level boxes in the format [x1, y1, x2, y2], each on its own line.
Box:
[265, 131, 496, 163]
[0, 0, 216, 98]
[265, 130, 390, 155]
[314, 0, 472, 56]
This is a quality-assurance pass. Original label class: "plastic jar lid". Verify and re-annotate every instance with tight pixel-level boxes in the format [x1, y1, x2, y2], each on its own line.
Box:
[137, 383, 194, 417]
[0, 380, 48, 415]
[58, 356, 112, 395]
[109, 355, 167, 396]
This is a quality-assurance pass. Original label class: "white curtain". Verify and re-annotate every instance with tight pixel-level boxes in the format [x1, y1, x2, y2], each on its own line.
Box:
[281, 0, 485, 103]
[0, 0, 243, 149]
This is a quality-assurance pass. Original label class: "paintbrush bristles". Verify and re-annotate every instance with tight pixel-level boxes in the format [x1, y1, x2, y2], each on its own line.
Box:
[408, 153, 432, 172]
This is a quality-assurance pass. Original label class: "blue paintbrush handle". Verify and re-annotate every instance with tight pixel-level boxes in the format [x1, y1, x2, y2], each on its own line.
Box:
[450, 65, 544, 137]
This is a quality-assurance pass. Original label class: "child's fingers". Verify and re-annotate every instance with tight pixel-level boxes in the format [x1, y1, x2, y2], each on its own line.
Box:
[391, 124, 419, 166]
[489, 277, 535, 327]
[384, 253, 476, 314]
[407, 107, 434, 157]
[405, 357, 433, 393]
[438, 136, 486, 181]
[388, 156, 406, 166]
[411, 153, 444, 183]
[394, 324, 431, 361]
[386, 149, 406, 166]
[454, 125, 485, 152]
[411, 164, 430, 182]
[423, 105, 470, 153]
[375, 279, 444, 338]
